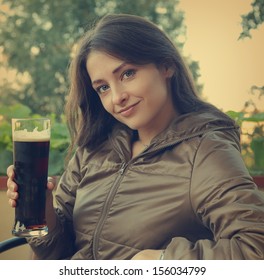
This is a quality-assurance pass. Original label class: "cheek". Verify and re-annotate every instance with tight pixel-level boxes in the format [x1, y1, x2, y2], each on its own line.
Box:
[145, 78, 168, 101]
[99, 97, 112, 113]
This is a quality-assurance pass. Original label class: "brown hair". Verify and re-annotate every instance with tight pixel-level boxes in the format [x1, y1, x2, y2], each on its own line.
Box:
[65, 13, 231, 153]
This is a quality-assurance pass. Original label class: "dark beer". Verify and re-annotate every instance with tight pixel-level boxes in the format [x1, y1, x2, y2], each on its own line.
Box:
[13, 139, 50, 236]
[12, 118, 51, 237]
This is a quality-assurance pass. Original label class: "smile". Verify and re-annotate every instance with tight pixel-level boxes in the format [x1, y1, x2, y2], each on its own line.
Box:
[118, 101, 140, 117]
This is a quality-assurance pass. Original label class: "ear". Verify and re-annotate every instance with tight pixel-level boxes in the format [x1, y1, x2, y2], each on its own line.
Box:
[159, 60, 175, 78]
[165, 66, 175, 78]
[162, 65, 175, 79]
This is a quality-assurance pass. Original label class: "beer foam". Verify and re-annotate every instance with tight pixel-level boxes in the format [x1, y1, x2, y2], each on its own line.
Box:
[13, 127, 50, 142]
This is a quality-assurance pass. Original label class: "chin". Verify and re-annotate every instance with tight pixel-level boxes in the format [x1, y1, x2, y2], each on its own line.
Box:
[119, 121, 137, 130]
[125, 122, 147, 131]
[118, 117, 149, 131]
[124, 124, 138, 130]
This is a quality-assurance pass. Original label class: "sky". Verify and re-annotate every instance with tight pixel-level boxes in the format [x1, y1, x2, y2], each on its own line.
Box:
[178, 0, 264, 112]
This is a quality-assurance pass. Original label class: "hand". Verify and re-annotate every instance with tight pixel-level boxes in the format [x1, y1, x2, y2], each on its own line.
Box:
[131, 249, 164, 260]
[6, 165, 56, 207]
[6, 165, 18, 208]
[6, 165, 57, 231]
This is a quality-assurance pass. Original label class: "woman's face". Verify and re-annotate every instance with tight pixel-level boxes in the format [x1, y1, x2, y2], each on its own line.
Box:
[86, 51, 177, 134]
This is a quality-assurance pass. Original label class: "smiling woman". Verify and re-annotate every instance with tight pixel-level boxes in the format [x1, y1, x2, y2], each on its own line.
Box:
[86, 52, 177, 151]
[5, 14, 264, 260]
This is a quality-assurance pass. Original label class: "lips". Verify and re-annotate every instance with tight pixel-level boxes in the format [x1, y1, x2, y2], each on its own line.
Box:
[118, 101, 140, 116]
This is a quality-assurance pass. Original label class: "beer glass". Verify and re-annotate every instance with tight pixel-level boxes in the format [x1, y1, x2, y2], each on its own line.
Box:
[12, 118, 50, 237]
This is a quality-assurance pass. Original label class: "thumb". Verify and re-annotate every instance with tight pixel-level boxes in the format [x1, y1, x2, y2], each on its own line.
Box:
[47, 176, 56, 191]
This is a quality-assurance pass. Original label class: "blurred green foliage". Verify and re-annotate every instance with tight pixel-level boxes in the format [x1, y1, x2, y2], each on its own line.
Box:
[0, 0, 203, 175]
[0, 0, 201, 116]
[226, 89, 264, 175]
[238, 0, 264, 175]
[239, 0, 264, 39]
[0, 103, 70, 175]
[1, 0, 263, 176]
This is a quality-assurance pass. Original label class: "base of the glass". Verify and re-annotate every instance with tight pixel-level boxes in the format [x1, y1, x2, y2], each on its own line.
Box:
[12, 224, 48, 237]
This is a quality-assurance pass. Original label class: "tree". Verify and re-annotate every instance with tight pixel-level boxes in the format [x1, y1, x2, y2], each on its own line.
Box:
[0, 0, 201, 116]
[239, 0, 264, 39]
[236, 0, 264, 175]
[239, 0, 264, 99]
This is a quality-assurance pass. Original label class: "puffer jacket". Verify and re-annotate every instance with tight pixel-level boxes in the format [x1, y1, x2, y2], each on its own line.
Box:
[29, 111, 264, 259]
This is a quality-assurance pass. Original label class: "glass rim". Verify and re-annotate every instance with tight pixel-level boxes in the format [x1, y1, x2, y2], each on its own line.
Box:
[12, 118, 51, 141]
[11, 118, 50, 121]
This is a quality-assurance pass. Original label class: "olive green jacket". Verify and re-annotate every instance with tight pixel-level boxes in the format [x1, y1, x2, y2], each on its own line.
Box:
[29, 111, 264, 259]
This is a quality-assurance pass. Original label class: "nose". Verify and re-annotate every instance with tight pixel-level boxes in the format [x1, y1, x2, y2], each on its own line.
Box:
[111, 84, 128, 105]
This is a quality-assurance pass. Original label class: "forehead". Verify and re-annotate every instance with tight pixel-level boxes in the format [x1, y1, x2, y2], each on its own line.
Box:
[86, 51, 128, 83]
[87, 51, 124, 70]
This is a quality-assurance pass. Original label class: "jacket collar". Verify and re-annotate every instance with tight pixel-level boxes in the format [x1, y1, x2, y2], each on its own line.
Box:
[110, 111, 240, 157]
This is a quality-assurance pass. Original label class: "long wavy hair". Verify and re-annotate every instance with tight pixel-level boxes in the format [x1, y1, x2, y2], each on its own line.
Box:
[65, 13, 231, 153]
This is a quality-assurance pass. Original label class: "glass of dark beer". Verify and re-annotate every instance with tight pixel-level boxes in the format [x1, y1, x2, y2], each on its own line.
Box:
[12, 118, 50, 237]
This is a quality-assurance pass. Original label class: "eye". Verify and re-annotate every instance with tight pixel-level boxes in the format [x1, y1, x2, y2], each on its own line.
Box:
[121, 69, 136, 80]
[95, 84, 110, 95]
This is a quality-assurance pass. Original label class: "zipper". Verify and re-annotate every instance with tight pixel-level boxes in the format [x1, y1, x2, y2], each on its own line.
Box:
[119, 162, 127, 175]
[91, 133, 193, 259]
[91, 125, 234, 259]
[92, 161, 128, 259]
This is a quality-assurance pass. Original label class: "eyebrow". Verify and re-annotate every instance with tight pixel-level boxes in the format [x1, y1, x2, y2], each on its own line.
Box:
[112, 62, 127, 74]
[91, 62, 127, 87]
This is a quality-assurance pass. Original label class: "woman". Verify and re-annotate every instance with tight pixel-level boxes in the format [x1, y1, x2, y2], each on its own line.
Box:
[7, 14, 264, 260]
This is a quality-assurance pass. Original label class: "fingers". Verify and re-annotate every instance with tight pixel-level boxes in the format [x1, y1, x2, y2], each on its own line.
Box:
[6, 183, 18, 208]
[7, 187, 18, 199]
[6, 165, 56, 209]
[6, 164, 17, 194]
[47, 177, 56, 191]
[7, 175, 18, 200]
[7, 177, 18, 192]
[6, 165, 18, 208]
[8, 198, 17, 208]
[6, 165, 15, 179]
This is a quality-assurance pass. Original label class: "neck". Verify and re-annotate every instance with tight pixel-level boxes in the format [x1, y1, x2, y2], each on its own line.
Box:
[138, 139, 149, 148]
[137, 108, 179, 146]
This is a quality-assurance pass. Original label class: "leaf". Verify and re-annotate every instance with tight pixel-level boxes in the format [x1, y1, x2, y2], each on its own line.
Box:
[226, 110, 245, 120]
[250, 138, 264, 169]
[243, 112, 264, 122]
[225, 110, 245, 126]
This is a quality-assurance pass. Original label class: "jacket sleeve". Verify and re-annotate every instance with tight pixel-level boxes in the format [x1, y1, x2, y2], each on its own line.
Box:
[27, 148, 83, 259]
[164, 130, 264, 259]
